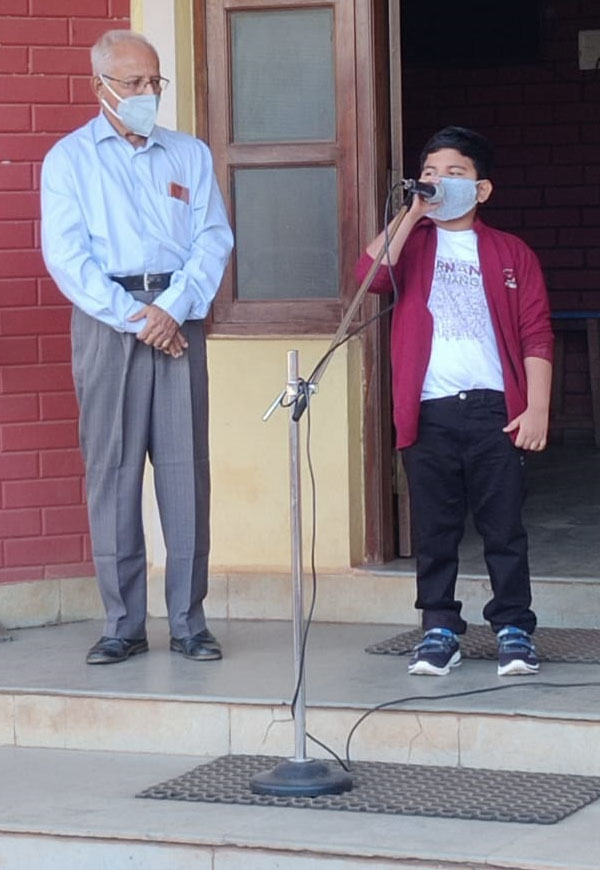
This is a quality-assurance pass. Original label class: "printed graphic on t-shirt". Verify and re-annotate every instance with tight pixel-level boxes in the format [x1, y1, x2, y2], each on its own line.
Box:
[420, 228, 504, 399]
[429, 255, 488, 341]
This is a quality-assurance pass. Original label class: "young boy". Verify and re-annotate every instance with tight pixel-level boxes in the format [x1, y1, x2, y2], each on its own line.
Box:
[357, 126, 553, 677]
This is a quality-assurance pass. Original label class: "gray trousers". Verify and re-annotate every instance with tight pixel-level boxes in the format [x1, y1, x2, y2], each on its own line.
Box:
[71, 297, 210, 640]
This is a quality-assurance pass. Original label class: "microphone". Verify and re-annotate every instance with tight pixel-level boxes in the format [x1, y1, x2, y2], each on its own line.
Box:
[400, 178, 443, 203]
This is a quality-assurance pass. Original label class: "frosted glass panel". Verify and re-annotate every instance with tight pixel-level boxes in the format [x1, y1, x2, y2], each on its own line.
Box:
[234, 167, 339, 299]
[231, 9, 335, 143]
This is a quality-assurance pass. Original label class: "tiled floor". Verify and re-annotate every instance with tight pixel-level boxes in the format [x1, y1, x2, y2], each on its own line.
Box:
[0, 743, 599, 870]
[2, 619, 600, 869]
[2, 617, 600, 720]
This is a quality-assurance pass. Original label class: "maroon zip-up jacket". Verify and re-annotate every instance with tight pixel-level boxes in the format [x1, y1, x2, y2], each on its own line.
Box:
[356, 217, 554, 449]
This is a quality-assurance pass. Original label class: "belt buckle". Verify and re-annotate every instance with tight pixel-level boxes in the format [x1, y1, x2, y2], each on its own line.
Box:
[143, 273, 152, 292]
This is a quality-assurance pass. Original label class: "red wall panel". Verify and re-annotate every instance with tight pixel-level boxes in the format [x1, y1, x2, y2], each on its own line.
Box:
[0, 3, 129, 582]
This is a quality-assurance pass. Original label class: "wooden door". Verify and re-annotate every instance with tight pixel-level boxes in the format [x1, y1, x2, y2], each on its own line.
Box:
[196, 0, 394, 561]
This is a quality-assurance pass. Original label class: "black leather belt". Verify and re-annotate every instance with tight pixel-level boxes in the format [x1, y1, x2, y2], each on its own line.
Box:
[110, 272, 173, 292]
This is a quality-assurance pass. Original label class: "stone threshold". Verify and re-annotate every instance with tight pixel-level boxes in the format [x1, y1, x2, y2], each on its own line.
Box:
[2, 567, 600, 631]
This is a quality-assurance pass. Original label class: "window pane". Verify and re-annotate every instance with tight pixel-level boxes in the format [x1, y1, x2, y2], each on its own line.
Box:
[234, 167, 339, 299]
[231, 9, 335, 143]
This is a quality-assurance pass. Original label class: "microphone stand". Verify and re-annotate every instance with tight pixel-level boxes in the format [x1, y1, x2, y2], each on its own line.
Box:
[291, 203, 408, 421]
[250, 203, 408, 797]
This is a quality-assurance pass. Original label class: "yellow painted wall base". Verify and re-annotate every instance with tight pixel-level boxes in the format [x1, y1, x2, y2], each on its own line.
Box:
[209, 339, 360, 571]
[144, 338, 365, 573]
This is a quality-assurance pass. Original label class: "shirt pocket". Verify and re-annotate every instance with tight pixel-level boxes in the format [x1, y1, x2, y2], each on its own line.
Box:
[157, 193, 192, 247]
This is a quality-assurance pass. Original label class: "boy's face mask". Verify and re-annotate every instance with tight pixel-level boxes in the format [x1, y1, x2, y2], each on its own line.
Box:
[100, 75, 159, 138]
[426, 176, 479, 222]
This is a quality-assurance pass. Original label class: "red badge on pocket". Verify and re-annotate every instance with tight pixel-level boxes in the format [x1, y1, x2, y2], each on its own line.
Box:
[168, 181, 190, 204]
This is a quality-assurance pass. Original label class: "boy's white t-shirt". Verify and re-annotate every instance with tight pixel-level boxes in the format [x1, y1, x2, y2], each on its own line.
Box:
[421, 227, 504, 400]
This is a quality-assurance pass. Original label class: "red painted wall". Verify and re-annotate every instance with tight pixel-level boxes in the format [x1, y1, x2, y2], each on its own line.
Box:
[0, 1, 129, 583]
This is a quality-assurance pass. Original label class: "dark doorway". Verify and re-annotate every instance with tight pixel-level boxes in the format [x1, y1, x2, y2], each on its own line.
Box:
[392, 0, 600, 579]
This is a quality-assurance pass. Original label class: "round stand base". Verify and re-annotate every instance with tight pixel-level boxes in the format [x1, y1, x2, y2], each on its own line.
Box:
[250, 758, 352, 797]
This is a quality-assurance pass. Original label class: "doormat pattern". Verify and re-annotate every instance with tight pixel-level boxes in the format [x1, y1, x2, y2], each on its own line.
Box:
[137, 754, 600, 824]
[365, 625, 600, 663]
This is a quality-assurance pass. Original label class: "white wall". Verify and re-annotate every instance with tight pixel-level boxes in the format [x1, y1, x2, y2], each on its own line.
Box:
[131, 0, 178, 130]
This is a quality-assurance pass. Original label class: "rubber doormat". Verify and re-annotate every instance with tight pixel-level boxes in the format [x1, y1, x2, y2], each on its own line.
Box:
[365, 625, 600, 662]
[137, 754, 600, 824]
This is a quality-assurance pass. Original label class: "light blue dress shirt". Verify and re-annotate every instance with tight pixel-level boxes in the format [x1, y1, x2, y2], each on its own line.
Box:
[41, 112, 233, 333]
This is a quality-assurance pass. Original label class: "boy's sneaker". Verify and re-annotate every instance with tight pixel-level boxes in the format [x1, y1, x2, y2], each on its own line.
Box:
[408, 628, 461, 676]
[497, 626, 539, 676]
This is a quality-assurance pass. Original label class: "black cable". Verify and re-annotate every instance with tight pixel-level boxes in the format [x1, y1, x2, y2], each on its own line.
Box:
[305, 302, 396, 393]
[281, 181, 453, 775]
[285, 376, 352, 773]
[281, 182, 415, 774]
[307, 728, 350, 772]
[281, 382, 600, 777]
[383, 181, 403, 304]
[343, 680, 600, 769]
[289, 380, 317, 717]
[304, 382, 353, 772]
[271, 185, 600, 781]
[305, 182, 407, 387]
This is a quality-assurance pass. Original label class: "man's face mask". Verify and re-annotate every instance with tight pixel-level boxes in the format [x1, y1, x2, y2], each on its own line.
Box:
[100, 75, 159, 138]
[426, 176, 479, 222]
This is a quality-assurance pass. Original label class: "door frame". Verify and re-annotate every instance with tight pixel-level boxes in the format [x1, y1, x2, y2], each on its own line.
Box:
[354, 0, 396, 562]
[193, 0, 397, 563]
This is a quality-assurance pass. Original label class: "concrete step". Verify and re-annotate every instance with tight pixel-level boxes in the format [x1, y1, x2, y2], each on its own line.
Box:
[320, 567, 600, 629]
[3, 565, 600, 633]
[2, 619, 600, 869]
[1, 619, 600, 777]
[193, 560, 600, 629]
[0, 744, 599, 870]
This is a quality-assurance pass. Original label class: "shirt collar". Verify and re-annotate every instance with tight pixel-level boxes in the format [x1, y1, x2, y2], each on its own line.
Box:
[92, 110, 166, 150]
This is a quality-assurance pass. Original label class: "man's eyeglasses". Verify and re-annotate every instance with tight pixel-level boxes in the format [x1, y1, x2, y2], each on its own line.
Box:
[101, 74, 170, 94]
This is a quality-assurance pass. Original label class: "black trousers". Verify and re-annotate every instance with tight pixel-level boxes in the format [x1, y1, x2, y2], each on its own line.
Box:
[402, 389, 536, 635]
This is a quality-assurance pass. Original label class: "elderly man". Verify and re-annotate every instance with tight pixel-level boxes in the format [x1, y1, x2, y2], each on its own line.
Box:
[41, 30, 233, 664]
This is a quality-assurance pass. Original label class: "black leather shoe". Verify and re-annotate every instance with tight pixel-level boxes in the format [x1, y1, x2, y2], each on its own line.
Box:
[170, 629, 222, 661]
[86, 636, 149, 665]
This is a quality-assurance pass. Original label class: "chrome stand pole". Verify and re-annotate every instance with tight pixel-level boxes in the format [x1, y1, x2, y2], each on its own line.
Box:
[251, 350, 352, 796]
[287, 350, 307, 762]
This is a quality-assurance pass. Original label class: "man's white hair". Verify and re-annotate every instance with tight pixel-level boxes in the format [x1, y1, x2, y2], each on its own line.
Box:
[90, 29, 158, 75]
